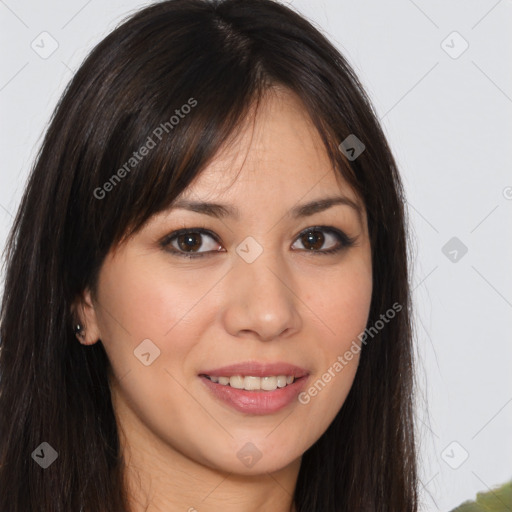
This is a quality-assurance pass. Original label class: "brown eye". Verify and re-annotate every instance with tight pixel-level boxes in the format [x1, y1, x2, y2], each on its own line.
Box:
[300, 230, 326, 251]
[161, 228, 224, 258]
[161, 226, 356, 259]
[176, 233, 203, 252]
[291, 226, 356, 254]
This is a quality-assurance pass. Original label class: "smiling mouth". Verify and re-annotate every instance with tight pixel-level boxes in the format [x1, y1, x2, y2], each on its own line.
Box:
[200, 374, 309, 391]
[199, 370, 310, 414]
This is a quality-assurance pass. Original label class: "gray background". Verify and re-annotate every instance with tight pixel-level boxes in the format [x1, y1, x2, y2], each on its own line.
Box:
[1, 0, 511, 510]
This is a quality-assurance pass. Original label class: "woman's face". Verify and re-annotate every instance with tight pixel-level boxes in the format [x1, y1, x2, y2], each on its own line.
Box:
[81, 89, 372, 477]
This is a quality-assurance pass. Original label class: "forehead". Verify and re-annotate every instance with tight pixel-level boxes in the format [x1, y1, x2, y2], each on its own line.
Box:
[176, 88, 361, 208]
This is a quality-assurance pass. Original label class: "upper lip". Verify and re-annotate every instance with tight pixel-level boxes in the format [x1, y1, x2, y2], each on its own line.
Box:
[199, 361, 310, 378]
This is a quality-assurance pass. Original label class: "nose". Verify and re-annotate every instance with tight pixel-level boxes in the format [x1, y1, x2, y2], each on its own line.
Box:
[220, 246, 303, 342]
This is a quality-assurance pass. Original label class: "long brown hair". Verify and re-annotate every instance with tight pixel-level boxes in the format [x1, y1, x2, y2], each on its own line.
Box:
[0, 1, 418, 510]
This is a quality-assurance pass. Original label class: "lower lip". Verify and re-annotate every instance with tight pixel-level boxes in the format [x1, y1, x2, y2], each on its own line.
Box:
[199, 375, 309, 415]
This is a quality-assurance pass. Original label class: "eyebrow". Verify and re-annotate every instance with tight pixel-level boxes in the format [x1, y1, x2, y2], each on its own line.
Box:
[169, 196, 363, 223]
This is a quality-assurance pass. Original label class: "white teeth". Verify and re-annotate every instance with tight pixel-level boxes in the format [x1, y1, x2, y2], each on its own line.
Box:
[261, 376, 277, 391]
[276, 376, 287, 388]
[243, 376, 261, 390]
[229, 376, 244, 389]
[206, 375, 296, 391]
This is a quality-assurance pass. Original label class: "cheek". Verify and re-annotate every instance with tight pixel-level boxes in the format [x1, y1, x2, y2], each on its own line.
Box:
[296, 253, 372, 419]
[96, 258, 215, 424]
[306, 256, 373, 352]
[94, 254, 222, 397]
[310, 274, 371, 385]
[95, 254, 215, 342]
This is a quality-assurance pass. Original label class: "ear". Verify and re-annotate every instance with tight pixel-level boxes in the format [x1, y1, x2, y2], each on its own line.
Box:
[71, 288, 102, 345]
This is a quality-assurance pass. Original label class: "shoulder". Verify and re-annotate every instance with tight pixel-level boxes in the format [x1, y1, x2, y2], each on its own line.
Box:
[449, 480, 512, 511]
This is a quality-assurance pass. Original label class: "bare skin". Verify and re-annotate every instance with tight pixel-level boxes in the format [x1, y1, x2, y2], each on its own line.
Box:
[76, 87, 373, 512]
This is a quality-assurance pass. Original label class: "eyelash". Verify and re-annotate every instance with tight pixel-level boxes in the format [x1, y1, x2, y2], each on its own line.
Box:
[160, 225, 357, 259]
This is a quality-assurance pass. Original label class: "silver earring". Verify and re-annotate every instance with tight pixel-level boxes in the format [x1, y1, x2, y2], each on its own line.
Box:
[74, 323, 86, 338]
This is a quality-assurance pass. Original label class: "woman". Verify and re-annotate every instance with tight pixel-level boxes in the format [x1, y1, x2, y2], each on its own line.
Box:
[0, 0, 418, 510]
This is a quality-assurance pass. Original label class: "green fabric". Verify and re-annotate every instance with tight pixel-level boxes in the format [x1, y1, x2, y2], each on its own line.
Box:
[450, 481, 512, 511]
